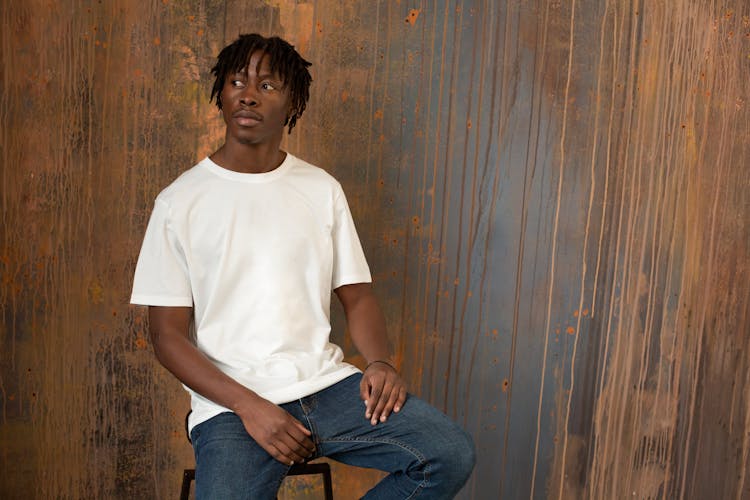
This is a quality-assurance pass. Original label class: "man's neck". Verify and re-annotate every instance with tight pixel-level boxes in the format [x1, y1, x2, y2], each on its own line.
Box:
[211, 140, 286, 174]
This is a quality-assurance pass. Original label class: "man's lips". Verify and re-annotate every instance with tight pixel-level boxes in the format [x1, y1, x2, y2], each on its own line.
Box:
[233, 110, 262, 126]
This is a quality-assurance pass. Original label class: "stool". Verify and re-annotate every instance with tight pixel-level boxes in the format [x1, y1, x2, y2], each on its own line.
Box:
[180, 412, 333, 499]
[179, 461, 333, 499]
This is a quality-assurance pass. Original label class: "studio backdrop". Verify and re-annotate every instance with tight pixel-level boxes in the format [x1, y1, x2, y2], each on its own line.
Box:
[1, 1, 749, 498]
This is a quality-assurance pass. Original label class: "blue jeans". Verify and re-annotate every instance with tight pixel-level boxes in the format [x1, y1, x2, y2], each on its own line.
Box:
[190, 373, 475, 499]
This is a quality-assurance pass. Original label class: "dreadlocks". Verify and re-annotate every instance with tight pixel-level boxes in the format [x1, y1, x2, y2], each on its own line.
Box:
[210, 34, 312, 133]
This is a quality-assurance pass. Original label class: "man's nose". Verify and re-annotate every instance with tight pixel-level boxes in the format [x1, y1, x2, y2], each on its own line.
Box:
[239, 85, 259, 106]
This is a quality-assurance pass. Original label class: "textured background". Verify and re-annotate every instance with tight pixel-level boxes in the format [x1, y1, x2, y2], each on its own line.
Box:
[1, 0, 749, 498]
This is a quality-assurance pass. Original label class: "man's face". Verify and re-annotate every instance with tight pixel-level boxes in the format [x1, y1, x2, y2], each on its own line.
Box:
[220, 50, 291, 146]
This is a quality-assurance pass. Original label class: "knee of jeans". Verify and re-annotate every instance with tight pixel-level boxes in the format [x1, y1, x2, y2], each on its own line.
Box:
[448, 429, 476, 480]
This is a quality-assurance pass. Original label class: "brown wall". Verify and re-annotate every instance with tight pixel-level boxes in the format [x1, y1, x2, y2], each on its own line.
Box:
[1, 1, 749, 498]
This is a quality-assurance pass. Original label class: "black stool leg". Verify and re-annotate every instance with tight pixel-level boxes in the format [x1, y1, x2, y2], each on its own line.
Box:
[180, 469, 195, 500]
[287, 462, 334, 499]
[321, 465, 333, 500]
[181, 463, 332, 499]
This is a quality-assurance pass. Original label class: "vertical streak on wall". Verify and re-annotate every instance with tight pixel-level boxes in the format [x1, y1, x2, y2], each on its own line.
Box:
[577, 1, 750, 499]
[0, 0, 254, 497]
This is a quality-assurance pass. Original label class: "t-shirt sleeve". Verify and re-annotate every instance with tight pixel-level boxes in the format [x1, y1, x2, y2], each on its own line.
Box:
[331, 184, 372, 289]
[130, 198, 193, 307]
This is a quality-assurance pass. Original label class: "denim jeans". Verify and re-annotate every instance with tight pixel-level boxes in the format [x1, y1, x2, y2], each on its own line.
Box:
[190, 373, 475, 499]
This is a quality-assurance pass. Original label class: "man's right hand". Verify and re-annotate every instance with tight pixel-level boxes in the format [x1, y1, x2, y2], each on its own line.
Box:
[236, 396, 315, 465]
[148, 306, 315, 466]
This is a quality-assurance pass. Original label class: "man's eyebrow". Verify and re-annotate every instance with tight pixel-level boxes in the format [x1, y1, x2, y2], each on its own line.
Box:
[257, 71, 283, 81]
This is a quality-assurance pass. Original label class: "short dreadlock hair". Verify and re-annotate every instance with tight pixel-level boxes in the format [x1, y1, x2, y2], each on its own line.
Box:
[210, 34, 312, 133]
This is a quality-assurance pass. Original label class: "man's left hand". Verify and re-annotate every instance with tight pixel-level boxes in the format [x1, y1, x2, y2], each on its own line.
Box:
[360, 361, 407, 425]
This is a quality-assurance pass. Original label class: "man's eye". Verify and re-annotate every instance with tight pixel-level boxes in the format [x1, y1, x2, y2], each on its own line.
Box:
[261, 82, 276, 91]
[231, 80, 245, 88]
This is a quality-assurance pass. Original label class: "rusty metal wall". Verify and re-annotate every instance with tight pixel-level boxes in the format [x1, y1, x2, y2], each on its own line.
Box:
[2, 1, 749, 499]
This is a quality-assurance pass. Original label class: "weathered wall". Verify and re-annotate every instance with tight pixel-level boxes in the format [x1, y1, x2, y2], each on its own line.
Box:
[1, 1, 748, 499]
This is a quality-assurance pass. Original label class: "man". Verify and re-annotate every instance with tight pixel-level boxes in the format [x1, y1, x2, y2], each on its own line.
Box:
[131, 33, 475, 499]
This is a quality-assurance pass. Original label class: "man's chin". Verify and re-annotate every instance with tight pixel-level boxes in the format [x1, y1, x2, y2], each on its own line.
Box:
[235, 133, 283, 147]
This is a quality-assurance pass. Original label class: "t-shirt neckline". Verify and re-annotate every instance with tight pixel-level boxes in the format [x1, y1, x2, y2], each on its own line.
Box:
[202, 152, 294, 183]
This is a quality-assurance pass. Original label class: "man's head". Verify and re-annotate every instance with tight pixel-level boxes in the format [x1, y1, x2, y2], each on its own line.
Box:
[210, 34, 312, 133]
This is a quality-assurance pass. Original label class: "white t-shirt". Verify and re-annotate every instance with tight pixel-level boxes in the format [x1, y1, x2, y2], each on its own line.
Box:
[131, 153, 372, 430]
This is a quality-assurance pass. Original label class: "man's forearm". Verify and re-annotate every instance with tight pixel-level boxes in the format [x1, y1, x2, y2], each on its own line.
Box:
[148, 306, 261, 415]
[335, 283, 394, 365]
[347, 294, 392, 364]
[148, 307, 316, 463]
[151, 331, 262, 414]
[335, 283, 407, 424]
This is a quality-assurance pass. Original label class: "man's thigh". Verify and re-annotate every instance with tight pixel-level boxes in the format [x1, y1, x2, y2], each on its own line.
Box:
[308, 374, 474, 474]
[190, 412, 290, 500]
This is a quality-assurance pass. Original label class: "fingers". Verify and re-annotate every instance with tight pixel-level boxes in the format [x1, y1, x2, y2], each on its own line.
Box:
[366, 378, 385, 424]
[271, 439, 311, 465]
[362, 368, 408, 425]
[292, 419, 313, 439]
[373, 379, 406, 422]
[382, 383, 403, 416]
[394, 386, 407, 413]
[289, 421, 315, 453]
[361, 376, 375, 421]
[370, 378, 393, 424]
[242, 405, 316, 466]
[267, 424, 315, 465]
[360, 376, 371, 405]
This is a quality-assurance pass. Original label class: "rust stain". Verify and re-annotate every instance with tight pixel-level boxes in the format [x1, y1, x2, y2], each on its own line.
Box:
[405, 9, 420, 26]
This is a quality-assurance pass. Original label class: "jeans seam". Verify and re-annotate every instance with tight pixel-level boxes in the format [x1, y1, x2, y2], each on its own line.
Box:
[298, 399, 322, 456]
[322, 437, 431, 497]
[195, 436, 252, 446]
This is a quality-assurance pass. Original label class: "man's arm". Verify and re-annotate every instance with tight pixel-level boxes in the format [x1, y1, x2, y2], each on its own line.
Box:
[334, 283, 407, 425]
[148, 306, 314, 464]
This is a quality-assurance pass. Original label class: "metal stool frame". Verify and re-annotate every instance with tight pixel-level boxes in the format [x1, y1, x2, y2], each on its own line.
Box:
[180, 412, 333, 499]
[179, 462, 333, 500]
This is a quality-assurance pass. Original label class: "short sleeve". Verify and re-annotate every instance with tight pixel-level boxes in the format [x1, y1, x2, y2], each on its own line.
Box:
[331, 184, 372, 289]
[130, 198, 193, 306]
